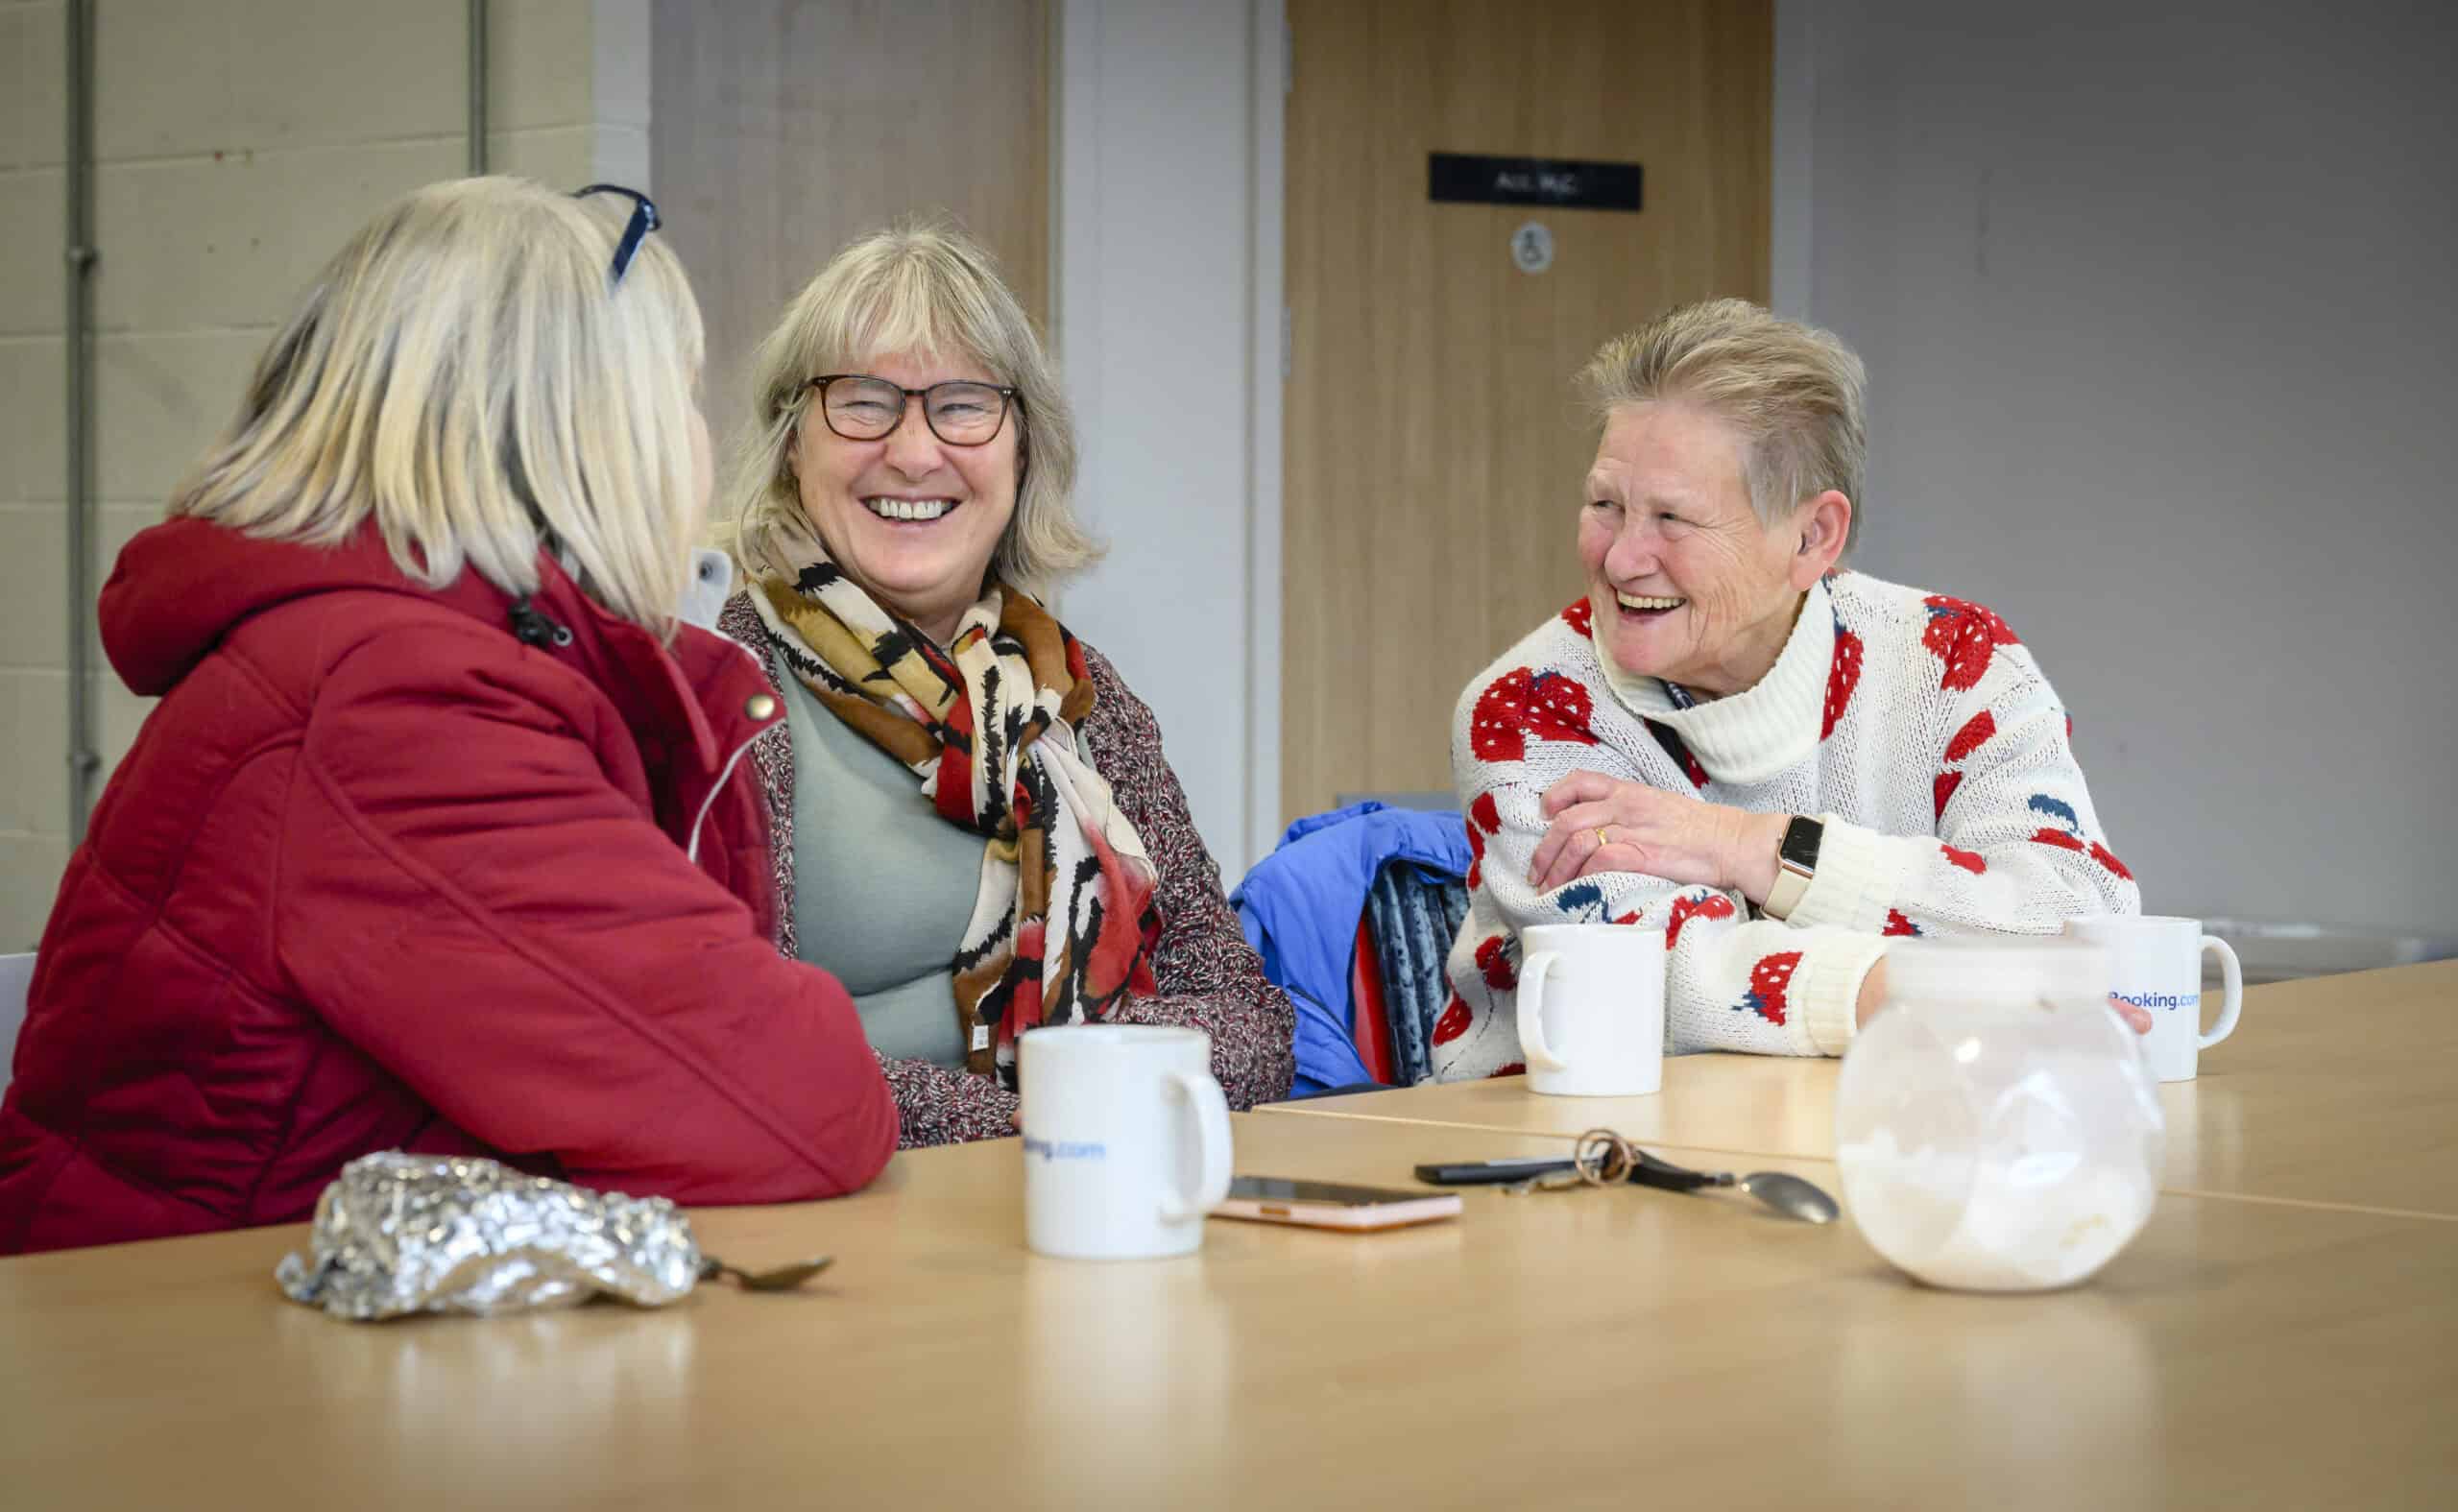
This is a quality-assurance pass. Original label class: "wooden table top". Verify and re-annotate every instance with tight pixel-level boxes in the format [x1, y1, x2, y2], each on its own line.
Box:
[1265, 959, 2458, 1220]
[3, 1112, 2452, 1509]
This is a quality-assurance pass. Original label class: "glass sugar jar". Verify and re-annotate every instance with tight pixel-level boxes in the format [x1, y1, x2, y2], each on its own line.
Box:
[1835, 938, 2165, 1292]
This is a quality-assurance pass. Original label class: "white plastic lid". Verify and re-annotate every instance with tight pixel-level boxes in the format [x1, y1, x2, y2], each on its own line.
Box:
[1884, 936, 2109, 1008]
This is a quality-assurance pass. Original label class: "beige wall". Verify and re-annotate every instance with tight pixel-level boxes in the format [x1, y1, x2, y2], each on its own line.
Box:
[0, 0, 650, 950]
[649, 0, 1049, 434]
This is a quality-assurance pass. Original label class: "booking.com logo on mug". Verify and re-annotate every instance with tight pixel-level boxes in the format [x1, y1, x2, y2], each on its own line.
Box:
[1019, 1024, 1234, 1260]
[2065, 916, 2244, 1083]
[1021, 1137, 1108, 1163]
[2112, 989, 2199, 1012]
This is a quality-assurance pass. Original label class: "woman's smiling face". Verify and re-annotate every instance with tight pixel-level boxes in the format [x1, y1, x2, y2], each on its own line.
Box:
[1577, 401, 1815, 697]
[792, 348, 1020, 644]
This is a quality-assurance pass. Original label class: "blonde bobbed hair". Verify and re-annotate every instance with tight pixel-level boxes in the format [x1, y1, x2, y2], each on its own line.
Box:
[169, 176, 707, 634]
[1580, 298, 1869, 552]
[727, 220, 1099, 595]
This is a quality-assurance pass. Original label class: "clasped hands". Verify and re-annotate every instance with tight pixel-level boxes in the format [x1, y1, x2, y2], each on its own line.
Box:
[1526, 771, 1789, 903]
[1523, 771, 2153, 1036]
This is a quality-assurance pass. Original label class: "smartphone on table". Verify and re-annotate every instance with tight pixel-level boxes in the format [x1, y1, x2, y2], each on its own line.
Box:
[1412, 1157, 1578, 1187]
[1211, 1176, 1463, 1231]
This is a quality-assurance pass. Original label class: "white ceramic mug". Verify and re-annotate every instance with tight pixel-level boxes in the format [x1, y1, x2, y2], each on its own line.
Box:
[1515, 923, 1666, 1097]
[2063, 915, 2244, 1082]
[1018, 1024, 1233, 1260]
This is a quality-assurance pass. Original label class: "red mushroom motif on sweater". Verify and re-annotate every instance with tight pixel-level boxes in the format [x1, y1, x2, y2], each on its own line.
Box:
[1464, 792, 1501, 889]
[1934, 708, 1996, 820]
[1559, 596, 1594, 636]
[1941, 707, 1995, 763]
[1666, 890, 1738, 949]
[1471, 668, 1600, 762]
[1822, 619, 1864, 740]
[1433, 991, 1472, 1046]
[1921, 595, 2020, 691]
[1474, 934, 1518, 992]
[1739, 950, 1801, 1025]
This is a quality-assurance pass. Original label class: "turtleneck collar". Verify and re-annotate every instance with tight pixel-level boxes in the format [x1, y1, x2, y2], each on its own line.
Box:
[1593, 576, 1836, 785]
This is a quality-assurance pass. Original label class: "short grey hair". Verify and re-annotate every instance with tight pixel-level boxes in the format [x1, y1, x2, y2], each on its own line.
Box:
[1579, 299, 1868, 550]
[727, 220, 1100, 593]
[170, 177, 707, 634]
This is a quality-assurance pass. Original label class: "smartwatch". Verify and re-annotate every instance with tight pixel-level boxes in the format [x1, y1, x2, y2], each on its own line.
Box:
[1763, 814, 1824, 921]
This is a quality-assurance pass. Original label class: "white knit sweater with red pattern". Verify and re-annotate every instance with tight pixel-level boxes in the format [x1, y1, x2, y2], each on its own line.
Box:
[1438, 570, 2140, 1078]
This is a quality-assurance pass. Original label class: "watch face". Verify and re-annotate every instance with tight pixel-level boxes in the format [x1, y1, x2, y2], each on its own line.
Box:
[1779, 816, 1824, 871]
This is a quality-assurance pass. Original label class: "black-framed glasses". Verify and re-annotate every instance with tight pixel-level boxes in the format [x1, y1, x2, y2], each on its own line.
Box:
[572, 183, 660, 287]
[807, 374, 1019, 446]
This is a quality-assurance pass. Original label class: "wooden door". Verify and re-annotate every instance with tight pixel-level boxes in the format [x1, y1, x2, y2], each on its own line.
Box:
[651, 0, 1050, 417]
[1281, 0, 1771, 822]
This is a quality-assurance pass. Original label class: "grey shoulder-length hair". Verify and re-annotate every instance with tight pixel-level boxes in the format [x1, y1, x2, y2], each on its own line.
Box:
[726, 220, 1100, 594]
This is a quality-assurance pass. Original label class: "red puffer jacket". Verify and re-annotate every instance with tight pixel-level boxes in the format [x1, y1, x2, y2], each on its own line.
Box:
[0, 518, 897, 1253]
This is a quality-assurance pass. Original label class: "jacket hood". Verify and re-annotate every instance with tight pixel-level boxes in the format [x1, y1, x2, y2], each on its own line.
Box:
[99, 518, 783, 814]
[100, 518, 490, 698]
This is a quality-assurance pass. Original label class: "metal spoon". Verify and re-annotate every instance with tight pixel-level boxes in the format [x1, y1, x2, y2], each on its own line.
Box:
[1719, 1170, 1841, 1224]
[1623, 1146, 1841, 1224]
[699, 1255, 834, 1291]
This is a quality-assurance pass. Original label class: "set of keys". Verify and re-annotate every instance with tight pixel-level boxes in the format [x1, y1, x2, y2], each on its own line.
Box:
[1500, 1166, 1594, 1195]
[1493, 1128, 1842, 1222]
[1498, 1128, 1649, 1194]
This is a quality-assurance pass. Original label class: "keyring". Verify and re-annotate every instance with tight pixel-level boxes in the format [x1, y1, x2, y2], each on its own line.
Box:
[1573, 1128, 1638, 1186]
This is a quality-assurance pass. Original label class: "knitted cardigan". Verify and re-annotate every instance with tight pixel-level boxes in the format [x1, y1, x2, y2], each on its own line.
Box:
[717, 592, 1296, 1143]
[1440, 570, 2140, 1078]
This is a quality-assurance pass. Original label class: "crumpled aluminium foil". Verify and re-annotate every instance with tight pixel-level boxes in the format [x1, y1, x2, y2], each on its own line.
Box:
[276, 1151, 706, 1320]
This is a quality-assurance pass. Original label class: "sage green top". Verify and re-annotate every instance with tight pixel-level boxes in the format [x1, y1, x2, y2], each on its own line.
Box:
[778, 668, 979, 1068]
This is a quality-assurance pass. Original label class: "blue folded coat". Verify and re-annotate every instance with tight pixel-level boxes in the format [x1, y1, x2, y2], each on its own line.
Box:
[1230, 803, 1473, 1094]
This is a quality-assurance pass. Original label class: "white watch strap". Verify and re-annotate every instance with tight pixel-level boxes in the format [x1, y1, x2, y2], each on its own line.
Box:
[1765, 856, 1814, 921]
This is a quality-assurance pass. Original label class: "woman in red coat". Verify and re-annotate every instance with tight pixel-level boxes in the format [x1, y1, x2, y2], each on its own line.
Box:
[0, 179, 897, 1253]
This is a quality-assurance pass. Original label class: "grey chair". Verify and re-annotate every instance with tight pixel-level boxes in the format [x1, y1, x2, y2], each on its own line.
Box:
[0, 952, 32, 1098]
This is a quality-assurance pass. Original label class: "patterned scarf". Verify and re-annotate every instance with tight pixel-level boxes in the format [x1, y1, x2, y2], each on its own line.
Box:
[748, 554, 1161, 1087]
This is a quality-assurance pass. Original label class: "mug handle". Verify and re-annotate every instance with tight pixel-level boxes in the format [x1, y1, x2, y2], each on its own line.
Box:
[1156, 1068, 1234, 1224]
[1516, 950, 1569, 1072]
[2199, 935, 2244, 1050]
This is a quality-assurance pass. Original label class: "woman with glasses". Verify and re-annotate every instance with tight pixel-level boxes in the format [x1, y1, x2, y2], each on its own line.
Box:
[719, 223, 1294, 1144]
[0, 179, 896, 1254]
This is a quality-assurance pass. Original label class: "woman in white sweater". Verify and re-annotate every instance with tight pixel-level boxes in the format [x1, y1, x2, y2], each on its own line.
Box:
[1439, 299, 2144, 1079]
